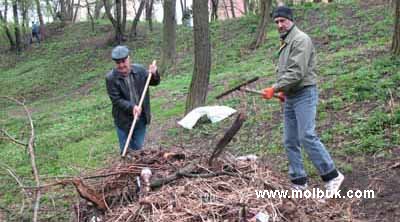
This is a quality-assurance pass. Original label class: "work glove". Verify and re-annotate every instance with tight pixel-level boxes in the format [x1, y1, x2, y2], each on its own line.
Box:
[277, 92, 285, 102]
[262, 87, 275, 100]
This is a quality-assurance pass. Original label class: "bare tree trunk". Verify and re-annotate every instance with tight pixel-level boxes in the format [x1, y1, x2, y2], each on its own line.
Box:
[103, 0, 116, 27]
[20, 0, 28, 29]
[115, 0, 123, 43]
[72, 0, 81, 23]
[185, 0, 211, 114]
[94, 0, 104, 19]
[129, 0, 146, 38]
[34, 0, 45, 40]
[45, 0, 56, 20]
[85, 0, 95, 31]
[4, 0, 8, 21]
[230, 0, 236, 18]
[243, 0, 248, 14]
[392, 0, 400, 55]
[68, 0, 74, 20]
[12, 0, 22, 51]
[59, 0, 67, 23]
[160, 0, 176, 74]
[179, 0, 185, 18]
[222, 0, 229, 18]
[146, 0, 154, 32]
[122, 0, 127, 33]
[249, 0, 272, 50]
[210, 0, 219, 21]
[248, 0, 256, 14]
[0, 9, 16, 49]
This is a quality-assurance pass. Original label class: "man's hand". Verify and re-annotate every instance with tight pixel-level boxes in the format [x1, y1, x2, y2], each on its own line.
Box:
[148, 60, 157, 75]
[262, 87, 275, 100]
[133, 105, 142, 118]
[277, 92, 285, 102]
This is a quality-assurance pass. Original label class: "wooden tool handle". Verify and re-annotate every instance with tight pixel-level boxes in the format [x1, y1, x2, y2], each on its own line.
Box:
[121, 60, 156, 157]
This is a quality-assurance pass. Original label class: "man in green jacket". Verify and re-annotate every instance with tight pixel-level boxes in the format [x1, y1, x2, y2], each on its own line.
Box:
[262, 6, 344, 194]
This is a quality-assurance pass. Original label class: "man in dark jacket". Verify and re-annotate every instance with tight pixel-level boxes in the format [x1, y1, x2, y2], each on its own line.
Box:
[105, 45, 160, 154]
[262, 6, 344, 195]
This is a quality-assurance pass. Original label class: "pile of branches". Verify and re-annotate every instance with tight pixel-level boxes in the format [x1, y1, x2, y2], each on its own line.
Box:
[70, 148, 348, 222]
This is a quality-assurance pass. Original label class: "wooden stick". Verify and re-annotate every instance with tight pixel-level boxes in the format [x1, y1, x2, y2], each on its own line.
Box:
[215, 77, 259, 99]
[122, 60, 156, 157]
[208, 113, 247, 166]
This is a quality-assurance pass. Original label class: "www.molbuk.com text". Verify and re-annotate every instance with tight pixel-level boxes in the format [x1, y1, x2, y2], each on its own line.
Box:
[255, 188, 375, 199]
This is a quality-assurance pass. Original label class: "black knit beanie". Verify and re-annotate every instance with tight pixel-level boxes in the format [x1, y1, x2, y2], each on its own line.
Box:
[272, 6, 293, 21]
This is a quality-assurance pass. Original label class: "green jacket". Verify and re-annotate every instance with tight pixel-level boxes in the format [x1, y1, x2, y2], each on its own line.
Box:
[275, 26, 317, 95]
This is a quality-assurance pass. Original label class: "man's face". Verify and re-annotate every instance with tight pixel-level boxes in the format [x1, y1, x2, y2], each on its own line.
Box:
[274, 17, 293, 34]
[115, 56, 131, 75]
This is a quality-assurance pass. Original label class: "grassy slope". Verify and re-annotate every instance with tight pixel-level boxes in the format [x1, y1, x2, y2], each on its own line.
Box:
[0, 1, 399, 220]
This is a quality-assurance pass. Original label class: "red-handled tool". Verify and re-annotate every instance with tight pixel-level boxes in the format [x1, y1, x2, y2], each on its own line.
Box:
[241, 87, 285, 102]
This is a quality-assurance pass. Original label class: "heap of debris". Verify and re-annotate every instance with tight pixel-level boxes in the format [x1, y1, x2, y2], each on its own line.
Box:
[71, 148, 347, 222]
[63, 114, 347, 221]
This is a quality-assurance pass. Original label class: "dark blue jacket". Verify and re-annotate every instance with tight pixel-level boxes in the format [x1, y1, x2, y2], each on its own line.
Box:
[32, 24, 40, 34]
[105, 64, 160, 132]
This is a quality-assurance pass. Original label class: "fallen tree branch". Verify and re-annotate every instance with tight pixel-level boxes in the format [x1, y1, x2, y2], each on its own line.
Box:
[0, 128, 28, 146]
[150, 163, 197, 189]
[1, 96, 41, 222]
[71, 178, 107, 211]
[208, 113, 247, 166]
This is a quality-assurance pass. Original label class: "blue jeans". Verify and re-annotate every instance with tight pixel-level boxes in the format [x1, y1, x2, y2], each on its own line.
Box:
[116, 116, 147, 154]
[283, 86, 336, 184]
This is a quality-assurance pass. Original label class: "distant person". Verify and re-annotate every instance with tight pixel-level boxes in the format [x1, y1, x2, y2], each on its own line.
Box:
[30, 21, 40, 44]
[105, 46, 161, 155]
[182, 7, 192, 27]
[261, 6, 344, 193]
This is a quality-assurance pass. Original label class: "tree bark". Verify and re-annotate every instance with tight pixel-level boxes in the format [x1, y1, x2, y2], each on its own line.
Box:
[392, 0, 400, 55]
[210, 0, 219, 21]
[12, 0, 22, 51]
[249, 0, 272, 50]
[45, 0, 56, 21]
[72, 0, 81, 23]
[160, 0, 176, 75]
[4, 0, 8, 21]
[34, 0, 45, 40]
[20, 0, 29, 29]
[145, 0, 154, 32]
[122, 0, 127, 33]
[85, 0, 95, 31]
[94, 0, 104, 19]
[185, 0, 211, 114]
[0, 9, 16, 49]
[222, 0, 229, 18]
[59, 0, 67, 23]
[103, 0, 116, 27]
[179, 0, 186, 20]
[129, 0, 145, 38]
[208, 113, 247, 166]
[230, 0, 236, 18]
[115, 0, 123, 43]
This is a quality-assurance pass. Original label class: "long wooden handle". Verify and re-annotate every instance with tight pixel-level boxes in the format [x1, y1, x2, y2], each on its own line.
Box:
[122, 60, 156, 157]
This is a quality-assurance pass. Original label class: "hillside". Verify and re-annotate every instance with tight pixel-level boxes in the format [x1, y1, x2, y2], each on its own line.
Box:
[0, 0, 399, 221]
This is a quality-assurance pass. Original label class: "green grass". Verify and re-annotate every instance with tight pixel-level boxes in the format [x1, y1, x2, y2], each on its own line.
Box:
[1, 1, 399, 220]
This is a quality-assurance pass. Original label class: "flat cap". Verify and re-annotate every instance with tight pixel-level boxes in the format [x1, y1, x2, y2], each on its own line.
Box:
[272, 6, 293, 21]
[111, 45, 129, 60]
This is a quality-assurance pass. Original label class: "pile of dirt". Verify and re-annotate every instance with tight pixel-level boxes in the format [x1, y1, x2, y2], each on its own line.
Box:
[70, 148, 348, 222]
